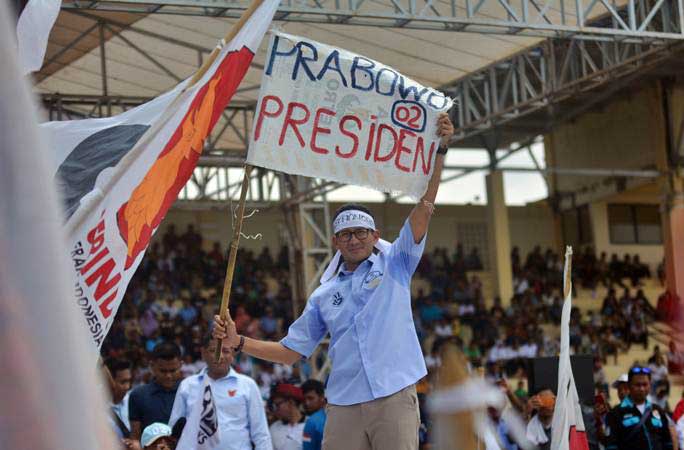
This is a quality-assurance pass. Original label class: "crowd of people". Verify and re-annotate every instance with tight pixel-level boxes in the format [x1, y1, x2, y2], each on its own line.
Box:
[100, 224, 679, 449]
[414, 244, 661, 380]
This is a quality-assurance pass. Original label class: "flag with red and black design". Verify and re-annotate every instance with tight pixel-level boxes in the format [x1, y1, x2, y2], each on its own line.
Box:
[40, 0, 279, 352]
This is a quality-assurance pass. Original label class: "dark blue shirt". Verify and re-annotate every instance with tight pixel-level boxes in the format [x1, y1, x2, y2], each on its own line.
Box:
[128, 381, 179, 430]
[303, 408, 326, 450]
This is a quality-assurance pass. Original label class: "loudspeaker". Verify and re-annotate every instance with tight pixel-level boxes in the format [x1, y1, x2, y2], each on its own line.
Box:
[526, 355, 595, 406]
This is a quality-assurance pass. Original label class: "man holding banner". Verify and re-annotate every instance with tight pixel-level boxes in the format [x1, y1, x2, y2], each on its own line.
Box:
[214, 109, 453, 449]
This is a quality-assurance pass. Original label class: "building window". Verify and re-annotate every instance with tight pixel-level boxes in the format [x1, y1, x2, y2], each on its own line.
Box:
[456, 222, 489, 270]
[561, 205, 593, 247]
[607, 204, 662, 245]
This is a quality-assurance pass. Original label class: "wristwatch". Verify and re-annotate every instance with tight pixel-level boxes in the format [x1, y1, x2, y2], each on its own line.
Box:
[437, 143, 449, 155]
[233, 335, 245, 353]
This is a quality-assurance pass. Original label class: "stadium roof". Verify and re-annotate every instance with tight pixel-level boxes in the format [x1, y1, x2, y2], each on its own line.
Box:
[37, 0, 684, 150]
[32, 0, 684, 204]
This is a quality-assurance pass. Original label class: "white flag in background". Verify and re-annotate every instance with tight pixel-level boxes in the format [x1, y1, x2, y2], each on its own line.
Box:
[16, 0, 62, 74]
[550, 247, 590, 450]
[176, 375, 221, 450]
[0, 1, 116, 447]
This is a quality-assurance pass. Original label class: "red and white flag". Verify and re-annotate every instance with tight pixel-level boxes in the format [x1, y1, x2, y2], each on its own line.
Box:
[40, 0, 279, 352]
[551, 246, 590, 450]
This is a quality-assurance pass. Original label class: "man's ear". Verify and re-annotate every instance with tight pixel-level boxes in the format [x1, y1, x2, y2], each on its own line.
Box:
[371, 230, 381, 243]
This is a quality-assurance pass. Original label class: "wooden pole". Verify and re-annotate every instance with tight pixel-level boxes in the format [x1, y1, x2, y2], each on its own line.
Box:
[215, 165, 254, 362]
[193, 0, 265, 361]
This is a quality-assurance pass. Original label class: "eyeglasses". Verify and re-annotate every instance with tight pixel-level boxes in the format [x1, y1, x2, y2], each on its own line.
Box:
[336, 228, 371, 243]
[629, 366, 652, 375]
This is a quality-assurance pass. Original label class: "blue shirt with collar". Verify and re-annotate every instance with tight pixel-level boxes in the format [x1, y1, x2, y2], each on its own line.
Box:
[303, 408, 326, 450]
[169, 368, 272, 450]
[281, 218, 427, 405]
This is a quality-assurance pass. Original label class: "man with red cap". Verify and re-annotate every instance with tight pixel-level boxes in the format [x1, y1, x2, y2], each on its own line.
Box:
[269, 383, 305, 450]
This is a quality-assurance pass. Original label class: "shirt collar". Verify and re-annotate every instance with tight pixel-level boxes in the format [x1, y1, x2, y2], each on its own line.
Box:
[199, 367, 238, 382]
[339, 251, 380, 277]
[622, 396, 650, 409]
[151, 380, 178, 393]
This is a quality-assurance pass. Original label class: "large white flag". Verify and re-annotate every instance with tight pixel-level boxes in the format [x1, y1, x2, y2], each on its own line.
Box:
[41, 0, 279, 351]
[247, 32, 453, 200]
[176, 376, 221, 450]
[0, 1, 116, 447]
[16, 0, 62, 75]
[550, 247, 590, 450]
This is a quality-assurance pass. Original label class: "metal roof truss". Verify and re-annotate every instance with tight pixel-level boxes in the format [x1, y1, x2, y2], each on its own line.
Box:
[62, 0, 684, 42]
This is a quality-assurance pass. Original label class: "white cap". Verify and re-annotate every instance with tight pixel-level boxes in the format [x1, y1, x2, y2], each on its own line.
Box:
[612, 373, 628, 388]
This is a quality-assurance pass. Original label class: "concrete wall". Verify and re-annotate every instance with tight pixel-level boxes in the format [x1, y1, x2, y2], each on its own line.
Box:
[161, 207, 286, 253]
[543, 80, 670, 271]
[545, 83, 665, 195]
[158, 201, 556, 259]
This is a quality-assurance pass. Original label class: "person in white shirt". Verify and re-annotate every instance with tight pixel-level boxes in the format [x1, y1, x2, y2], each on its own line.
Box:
[169, 333, 272, 450]
[488, 341, 505, 363]
[269, 383, 305, 450]
[434, 318, 453, 338]
[519, 341, 538, 359]
[105, 358, 132, 440]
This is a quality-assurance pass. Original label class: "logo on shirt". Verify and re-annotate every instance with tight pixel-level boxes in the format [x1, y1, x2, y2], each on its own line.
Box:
[332, 292, 344, 306]
[363, 270, 383, 289]
[228, 389, 237, 397]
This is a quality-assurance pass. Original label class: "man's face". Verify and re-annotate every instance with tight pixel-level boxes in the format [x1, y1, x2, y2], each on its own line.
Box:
[303, 391, 326, 414]
[272, 396, 294, 421]
[629, 374, 651, 403]
[332, 227, 379, 266]
[112, 368, 132, 401]
[202, 340, 233, 375]
[617, 382, 630, 401]
[536, 391, 556, 421]
[151, 358, 181, 390]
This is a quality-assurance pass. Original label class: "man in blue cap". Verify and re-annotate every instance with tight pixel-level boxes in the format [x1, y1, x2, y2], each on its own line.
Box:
[141, 423, 175, 450]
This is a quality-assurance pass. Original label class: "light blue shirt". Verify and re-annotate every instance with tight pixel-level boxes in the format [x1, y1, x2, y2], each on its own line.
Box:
[169, 368, 272, 450]
[110, 391, 130, 434]
[281, 219, 427, 405]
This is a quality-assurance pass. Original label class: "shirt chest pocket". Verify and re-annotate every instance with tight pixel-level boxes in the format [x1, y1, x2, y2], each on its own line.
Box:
[622, 416, 639, 427]
[361, 270, 384, 291]
[210, 389, 247, 418]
